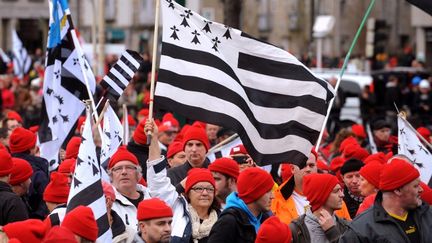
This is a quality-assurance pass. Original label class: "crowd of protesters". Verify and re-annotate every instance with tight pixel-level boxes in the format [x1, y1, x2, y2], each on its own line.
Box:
[0, 48, 432, 243]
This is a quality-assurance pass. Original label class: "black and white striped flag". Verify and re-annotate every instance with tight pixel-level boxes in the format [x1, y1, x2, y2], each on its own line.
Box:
[67, 105, 112, 242]
[398, 115, 432, 186]
[12, 30, 31, 79]
[100, 50, 143, 102]
[155, 0, 335, 166]
[38, 0, 96, 171]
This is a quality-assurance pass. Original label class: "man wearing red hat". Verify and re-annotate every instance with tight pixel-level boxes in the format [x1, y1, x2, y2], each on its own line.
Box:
[134, 198, 173, 243]
[208, 157, 239, 208]
[208, 167, 274, 242]
[289, 173, 349, 242]
[0, 149, 28, 225]
[1, 219, 46, 242]
[255, 216, 292, 243]
[166, 141, 186, 168]
[340, 158, 432, 242]
[228, 144, 256, 172]
[62, 206, 99, 242]
[9, 158, 33, 197]
[108, 146, 151, 229]
[127, 119, 151, 180]
[167, 125, 211, 190]
[43, 172, 70, 227]
[272, 151, 351, 225]
[9, 127, 49, 219]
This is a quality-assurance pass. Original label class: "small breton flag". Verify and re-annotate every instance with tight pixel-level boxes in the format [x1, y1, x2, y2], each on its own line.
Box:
[100, 50, 143, 102]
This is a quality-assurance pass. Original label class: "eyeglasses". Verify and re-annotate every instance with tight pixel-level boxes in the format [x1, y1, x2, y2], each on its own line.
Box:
[190, 187, 215, 193]
[111, 165, 138, 173]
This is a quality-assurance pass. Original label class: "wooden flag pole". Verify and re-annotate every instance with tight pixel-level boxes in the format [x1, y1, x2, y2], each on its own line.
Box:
[93, 99, 110, 131]
[315, 0, 376, 151]
[206, 133, 239, 155]
[146, 0, 161, 145]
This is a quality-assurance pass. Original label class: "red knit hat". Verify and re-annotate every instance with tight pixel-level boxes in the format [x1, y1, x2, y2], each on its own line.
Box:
[58, 159, 75, 174]
[127, 114, 136, 127]
[9, 158, 33, 185]
[29, 125, 39, 133]
[237, 168, 274, 204]
[380, 158, 420, 191]
[102, 181, 116, 201]
[230, 144, 248, 155]
[359, 161, 384, 188]
[7, 111, 23, 123]
[185, 168, 216, 193]
[329, 156, 344, 173]
[65, 137, 81, 159]
[162, 113, 179, 128]
[280, 163, 294, 182]
[137, 198, 173, 221]
[167, 141, 183, 159]
[208, 158, 240, 180]
[9, 127, 37, 153]
[339, 136, 358, 153]
[62, 206, 98, 241]
[343, 144, 369, 161]
[108, 145, 139, 169]
[3, 219, 46, 243]
[42, 226, 77, 243]
[303, 173, 339, 212]
[76, 116, 85, 132]
[317, 159, 330, 171]
[43, 172, 70, 204]
[0, 149, 13, 176]
[417, 127, 431, 142]
[351, 124, 366, 139]
[182, 126, 210, 152]
[255, 216, 291, 243]
[138, 108, 149, 118]
[364, 152, 387, 164]
[132, 119, 147, 145]
[420, 182, 432, 205]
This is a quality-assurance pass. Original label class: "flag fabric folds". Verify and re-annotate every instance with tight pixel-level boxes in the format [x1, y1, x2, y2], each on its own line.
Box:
[0, 48, 11, 64]
[12, 30, 32, 79]
[207, 135, 242, 162]
[38, 0, 96, 171]
[155, 0, 335, 166]
[67, 105, 112, 242]
[100, 49, 143, 102]
[100, 103, 123, 173]
[398, 116, 432, 186]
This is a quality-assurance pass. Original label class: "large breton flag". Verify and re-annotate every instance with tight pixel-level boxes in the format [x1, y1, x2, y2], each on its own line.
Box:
[155, 0, 335, 166]
[38, 0, 96, 171]
[67, 106, 112, 242]
[398, 115, 432, 187]
[12, 30, 32, 79]
[100, 50, 143, 102]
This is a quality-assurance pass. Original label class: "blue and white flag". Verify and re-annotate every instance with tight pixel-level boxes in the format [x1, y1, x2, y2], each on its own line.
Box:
[38, 0, 96, 171]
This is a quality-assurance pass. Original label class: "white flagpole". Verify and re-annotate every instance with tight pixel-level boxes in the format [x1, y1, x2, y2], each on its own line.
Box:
[123, 104, 129, 145]
[206, 133, 239, 155]
[146, 0, 161, 144]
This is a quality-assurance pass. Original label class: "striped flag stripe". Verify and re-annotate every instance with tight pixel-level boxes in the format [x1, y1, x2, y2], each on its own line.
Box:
[156, 82, 315, 150]
[161, 43, 328, 114]
[111, 66, 130, 86]
[158, 70, 322, 140]
[102, 75, 124, 97]
[156, 95, 310, 163]
[122, 50, 141, 69]
[159, 58, 327, 122]
[117, 58, 135, 78]
[67, 179, 104, 210]
[96, 213, 111, 237]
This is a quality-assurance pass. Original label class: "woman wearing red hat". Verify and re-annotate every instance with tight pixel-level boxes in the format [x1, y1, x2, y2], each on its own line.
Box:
[145, 120, 220, 243]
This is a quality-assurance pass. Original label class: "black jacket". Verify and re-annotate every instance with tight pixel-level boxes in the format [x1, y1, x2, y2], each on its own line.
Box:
[289, 213, 349, 243]
[167, 159, 210, 188]
[207, 207, 270, 243]
[0, 181, 29, 225]
[340, 191, 432, 243]
[127, 140, 149, 180]
[12, 152, 49, 219]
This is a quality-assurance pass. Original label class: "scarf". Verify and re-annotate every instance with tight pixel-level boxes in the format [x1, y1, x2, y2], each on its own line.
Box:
[188, 204, 218, 243]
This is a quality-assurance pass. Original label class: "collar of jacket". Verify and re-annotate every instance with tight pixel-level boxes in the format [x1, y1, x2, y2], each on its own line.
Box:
[114, 184, 147, 207]
[373, 191, 429, 223]
[0, 181, 12, 192]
